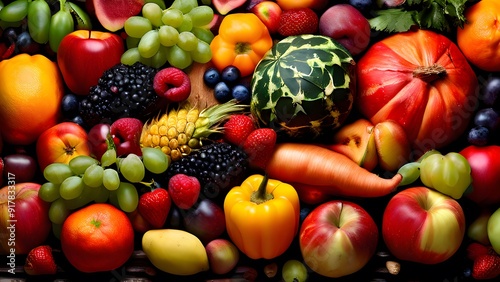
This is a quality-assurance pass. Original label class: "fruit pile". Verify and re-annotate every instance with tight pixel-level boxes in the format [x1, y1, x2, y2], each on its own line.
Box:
[3, 0, 500, 281]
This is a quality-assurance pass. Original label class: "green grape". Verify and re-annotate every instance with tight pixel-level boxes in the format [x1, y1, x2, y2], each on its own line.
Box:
[142, 147, 170, 174]
[191, 39, 212, 63]
[119, 154, 146, 183]
[101, 149, 117, 167]
[121, 47, 142, 65]
[116, 182, 139, 212]
[69, 155, 99, 175]
[167, 44, 192, 69]
[170, 0, 198, 13]
[138, 29, 161, 58]
[187, 5, 214, 27]
[142, 2, 163, 27]
[151, 45, 169, 68]
[177, 31, 198, 51]
[124, 16, 153, 38]
[64, 186, 94, 210]
[39, 182, 60, 202]
[139, 55, 153, 66]
[191, 27, 214, 44]
[282, 260, 308, 282]
[145, 0, 167, 9]
[49, 198, 70, 225]
[0, 0, 29, 22]
[108, 190, 120, 209]
[44, 163, 74, 184]
[94, 186, 110, 203]
[161, 8, 183, 28]
[103, 168, 121, 191]
[397, 162, 421, 186]
[158, 25, 179, 47]
[52, 223, 62, 239]
[59, 176, 84, 200]
[83, 164, 104, 188]
[178, 14, 193, 32]
[126, 36, 141, 49]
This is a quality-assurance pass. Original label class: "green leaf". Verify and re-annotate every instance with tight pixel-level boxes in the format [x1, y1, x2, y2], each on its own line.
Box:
[369, 9, 417, 33]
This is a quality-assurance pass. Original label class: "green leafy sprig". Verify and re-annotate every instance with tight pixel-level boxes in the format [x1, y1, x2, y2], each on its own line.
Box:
[369, 0, 476, 33]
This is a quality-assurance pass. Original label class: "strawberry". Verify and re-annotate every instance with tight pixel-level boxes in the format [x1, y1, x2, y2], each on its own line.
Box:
[242, 128, 277, 169]
[24, 245, 57, 275]
[168, 174, 201, 209]
[467, 242, 491, 261]
[110, 117, 144, 157]
[138, 187, 171, 229]
[223, 114, 257, 147]
[472, 253, 500, 280]
[277, 8, 319, 37]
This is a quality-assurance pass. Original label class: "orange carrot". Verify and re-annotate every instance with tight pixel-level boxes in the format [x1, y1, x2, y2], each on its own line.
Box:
[265, 143, 402, 198]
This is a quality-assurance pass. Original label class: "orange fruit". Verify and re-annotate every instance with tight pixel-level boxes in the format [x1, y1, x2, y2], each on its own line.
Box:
[60, 203, 134, 273]
[456, 0, 500, 72]
[0, 54, 64, 145]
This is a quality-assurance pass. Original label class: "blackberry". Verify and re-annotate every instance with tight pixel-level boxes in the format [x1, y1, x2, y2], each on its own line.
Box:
[79, 62, 165, 128]
[163, 142, 249, 202]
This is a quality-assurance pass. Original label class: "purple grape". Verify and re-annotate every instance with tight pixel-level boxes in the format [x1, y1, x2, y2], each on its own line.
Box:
[474, 107, 500, 131]
[483, 77, 500, 108]
[468, 126, 489, 146]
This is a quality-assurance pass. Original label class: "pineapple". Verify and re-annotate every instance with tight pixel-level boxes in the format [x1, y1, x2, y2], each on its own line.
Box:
[140, 99, 247, 161]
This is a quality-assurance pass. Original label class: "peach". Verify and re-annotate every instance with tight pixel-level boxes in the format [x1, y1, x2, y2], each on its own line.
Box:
[319, 4, 371, 55]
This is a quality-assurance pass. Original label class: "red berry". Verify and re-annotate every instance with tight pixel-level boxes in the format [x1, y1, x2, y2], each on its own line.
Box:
[242, 128, 277, 169]
[223, 114, 257, 146]
[138, 187, 171, 229]
[24, 245, 57, 276]
[472, 253, 500, 280]
[168, 174, 201, 209]
[153, 67, 191, 102]
[278, 8, 319, 37]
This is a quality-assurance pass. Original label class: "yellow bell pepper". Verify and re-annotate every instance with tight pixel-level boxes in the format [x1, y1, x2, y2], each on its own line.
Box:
[223, 174, 300, 259]
[209, 13, 273, 77]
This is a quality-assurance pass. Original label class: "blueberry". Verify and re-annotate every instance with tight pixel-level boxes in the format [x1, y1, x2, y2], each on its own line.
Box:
[71, 116, 85, 127]
[231, 84, 251, 104]
[348, 0, 374, 13]
[468, 126, 489, 146]
[2, 27, 18, 44]
[474, 108, 500, 131]
[221, 65, 241, 84]
[203, 67, 220, 88]
[483, 77, 500, 108]
[299, 206, 311, 223]
[61, 93, 80, 119]
[214, 81, 232, 103]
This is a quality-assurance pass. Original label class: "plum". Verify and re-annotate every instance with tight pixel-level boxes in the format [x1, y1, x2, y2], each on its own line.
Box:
[319, 4, 371, 56]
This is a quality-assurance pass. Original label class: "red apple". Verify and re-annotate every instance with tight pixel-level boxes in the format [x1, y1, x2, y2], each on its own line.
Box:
[299, 200, 378, 278]
[127, 209, 153, 233]
[36, 122, 91, 172]
[57, 30, 124, 95]
[205, 238, 240, 275]
[251, 1, 282, 34]
[0, 182, 51, 255]
[382, 187, 465, 264]
[459, 145, 500, 206]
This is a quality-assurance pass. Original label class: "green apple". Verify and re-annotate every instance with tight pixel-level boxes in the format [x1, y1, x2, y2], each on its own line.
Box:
[487, 207, 500, 254]
[468, 210, 491, 245]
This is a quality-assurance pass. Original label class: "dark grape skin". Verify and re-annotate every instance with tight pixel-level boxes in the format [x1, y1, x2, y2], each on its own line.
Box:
[220, 65, 241, 85]
[468, 126, 489, 146]
[231, 84, 251, 104]
[2, 154, 38, 183]
[2, 27, 18, 44]
[16, 31, 40, 55]
[61, 93, 81, 119]
[483, 77, 500, 109]
[203, 67, 221, 88]
[349, 0, 374, 14]
[474, 108, 500, 131]
[214, 81, 232, 103]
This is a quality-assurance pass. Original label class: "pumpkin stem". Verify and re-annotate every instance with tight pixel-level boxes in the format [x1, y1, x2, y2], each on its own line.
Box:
[413, 64, 447, 83]
[250, 174, 274, 204]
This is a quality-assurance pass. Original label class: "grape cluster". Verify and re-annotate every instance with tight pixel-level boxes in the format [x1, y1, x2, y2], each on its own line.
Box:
[121, 0, 215, 69]
[467, 77, 500, 146]
[38, 147, 170, 229]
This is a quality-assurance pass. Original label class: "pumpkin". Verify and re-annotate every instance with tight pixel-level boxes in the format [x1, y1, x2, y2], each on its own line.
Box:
[250, 35, 356, 139]
[356, 29, 478, 154]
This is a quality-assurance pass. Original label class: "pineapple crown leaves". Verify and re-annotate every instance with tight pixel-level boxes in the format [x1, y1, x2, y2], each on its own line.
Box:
[369, 0, 475, 33]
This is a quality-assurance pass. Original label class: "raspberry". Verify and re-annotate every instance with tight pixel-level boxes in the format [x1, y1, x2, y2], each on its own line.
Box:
[153, 67, 191, 102]
[168, 173, 201, 209]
